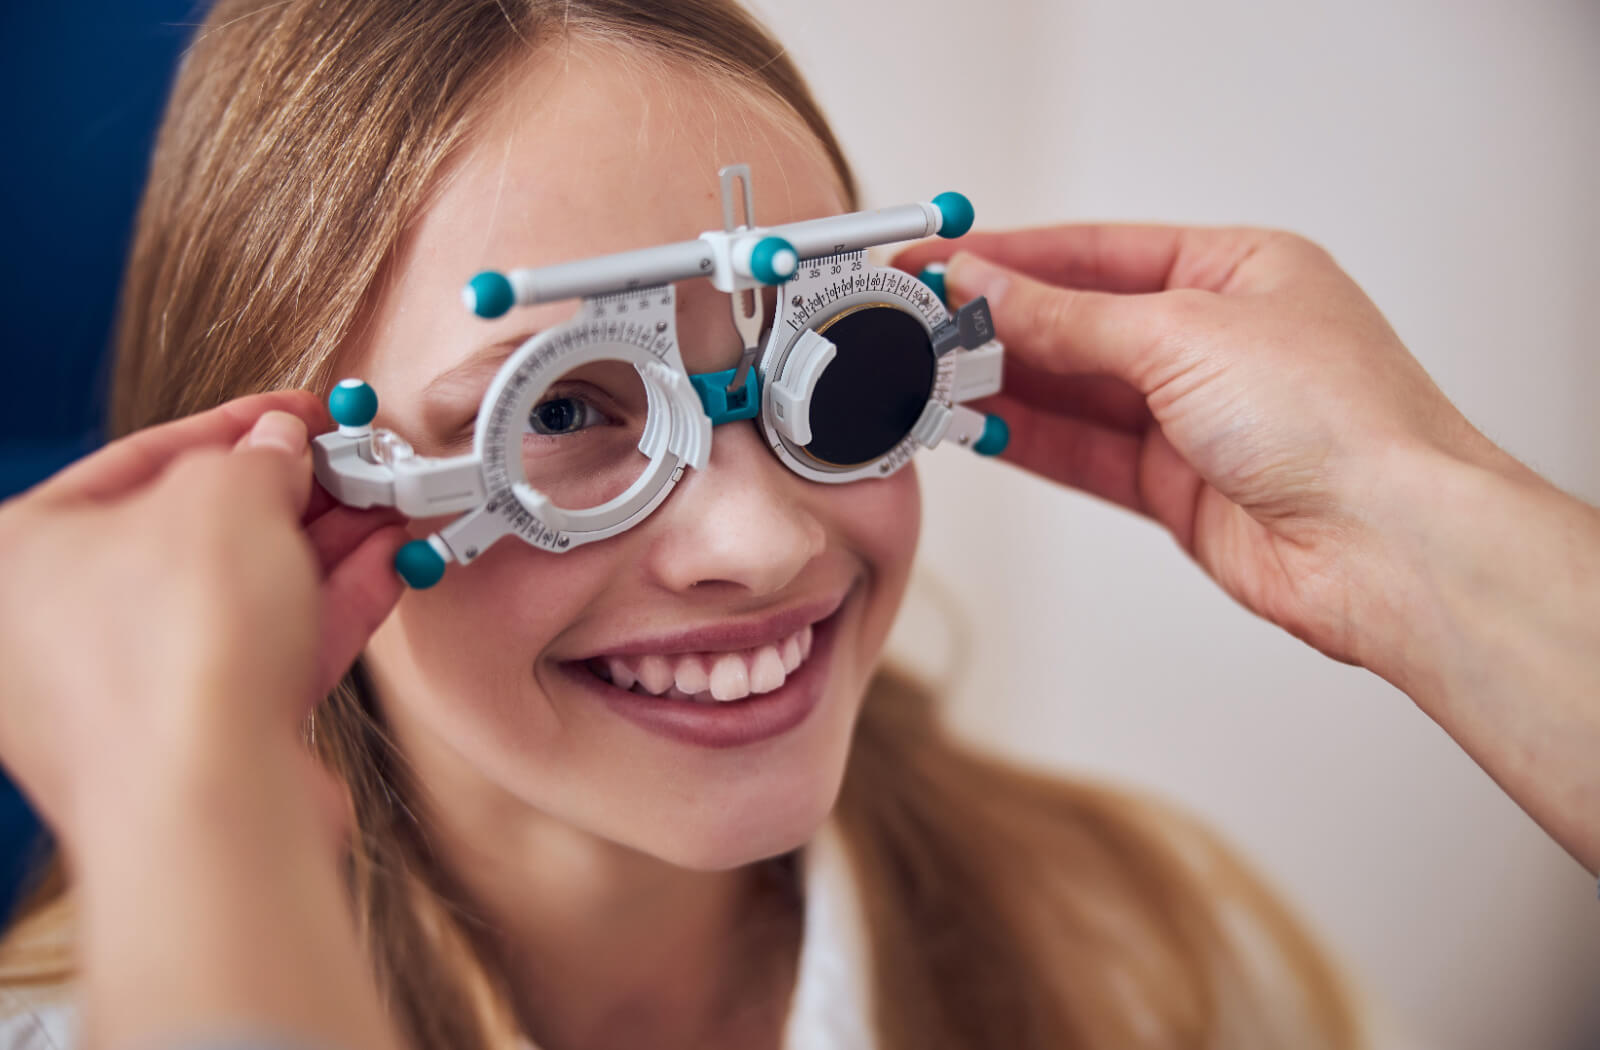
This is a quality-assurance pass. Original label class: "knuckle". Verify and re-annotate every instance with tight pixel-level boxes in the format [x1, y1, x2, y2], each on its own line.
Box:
[1150, 287, 1212, 332]
[1268, 229, 1336, 267]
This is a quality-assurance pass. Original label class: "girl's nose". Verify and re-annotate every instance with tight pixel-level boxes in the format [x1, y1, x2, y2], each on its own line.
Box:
[641, 423, 825, 596]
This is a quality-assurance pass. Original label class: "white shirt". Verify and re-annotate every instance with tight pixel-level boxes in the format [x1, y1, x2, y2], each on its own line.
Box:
[0, 820, 878, 1050]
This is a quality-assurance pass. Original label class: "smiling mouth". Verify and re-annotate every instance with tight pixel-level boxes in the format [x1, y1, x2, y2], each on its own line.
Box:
[584, 620, 817, 704]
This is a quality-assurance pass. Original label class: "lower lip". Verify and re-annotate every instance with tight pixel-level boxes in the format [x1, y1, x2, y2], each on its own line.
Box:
[557, 609, 841, 750]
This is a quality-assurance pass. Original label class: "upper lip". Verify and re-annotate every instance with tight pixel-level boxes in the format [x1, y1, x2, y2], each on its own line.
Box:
[568, 589, 849, 662]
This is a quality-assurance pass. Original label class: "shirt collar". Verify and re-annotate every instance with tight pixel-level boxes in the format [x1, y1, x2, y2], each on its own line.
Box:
[781, 818, 878, 1050]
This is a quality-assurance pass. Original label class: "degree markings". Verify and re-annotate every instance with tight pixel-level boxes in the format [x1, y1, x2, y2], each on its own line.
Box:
[478, 311, 674, 550]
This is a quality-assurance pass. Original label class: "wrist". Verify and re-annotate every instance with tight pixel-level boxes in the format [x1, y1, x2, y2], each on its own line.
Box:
[75, 733, 336, 895]
[1347, 441, 1509, 695]
[1343, 437, 1600, 871]
[1351, 437, 1600, 706]
[75, 739, 398, 1050]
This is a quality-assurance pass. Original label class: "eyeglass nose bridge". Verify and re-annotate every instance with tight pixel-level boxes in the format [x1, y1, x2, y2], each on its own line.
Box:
[690, 365, 762, 425]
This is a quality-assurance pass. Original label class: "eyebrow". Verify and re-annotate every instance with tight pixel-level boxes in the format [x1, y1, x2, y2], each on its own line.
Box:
[419, 333, 538, 432]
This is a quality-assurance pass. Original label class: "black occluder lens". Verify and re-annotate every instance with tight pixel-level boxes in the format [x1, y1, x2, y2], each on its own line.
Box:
[805, 306, 935, 467]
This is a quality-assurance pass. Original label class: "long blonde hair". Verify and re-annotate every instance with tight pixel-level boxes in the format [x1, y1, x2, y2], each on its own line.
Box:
[2, 3, 1363, 1047]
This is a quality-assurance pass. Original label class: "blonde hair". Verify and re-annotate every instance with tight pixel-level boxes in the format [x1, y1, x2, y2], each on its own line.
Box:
[2, 3, 1363, 1047]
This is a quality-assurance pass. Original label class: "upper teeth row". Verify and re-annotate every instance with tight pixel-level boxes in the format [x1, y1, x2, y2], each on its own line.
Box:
[596, 623, 815, 703]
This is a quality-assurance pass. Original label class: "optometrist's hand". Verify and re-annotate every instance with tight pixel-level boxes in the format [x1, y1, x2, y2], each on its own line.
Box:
[0, 392, 409, 1050]
[0, 391, 403, 846]
[896, 226, 1600, 874]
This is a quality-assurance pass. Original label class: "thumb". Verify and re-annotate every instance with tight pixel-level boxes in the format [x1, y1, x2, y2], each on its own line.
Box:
[232, 409, 316, 521]
[945, 251, 1177, 394]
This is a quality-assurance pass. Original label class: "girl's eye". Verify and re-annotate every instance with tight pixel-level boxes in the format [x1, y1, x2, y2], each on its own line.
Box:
[526, 395, 609, 436]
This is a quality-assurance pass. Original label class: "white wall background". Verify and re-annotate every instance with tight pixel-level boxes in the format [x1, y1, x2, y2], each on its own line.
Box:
[742, 1, 1600, 1047]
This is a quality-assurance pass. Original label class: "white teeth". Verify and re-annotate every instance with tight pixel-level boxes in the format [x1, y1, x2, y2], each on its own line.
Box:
[709, 653, 751, 702]
[607, 659, 636, 690]
[637, 654, 675, 695]
[750, 645, 786, 694]
[594, 618, 822, 702]
[673, 655, 709, 696]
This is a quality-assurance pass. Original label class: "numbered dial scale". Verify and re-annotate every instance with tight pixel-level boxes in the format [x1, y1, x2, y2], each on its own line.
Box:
[313, 166, 1007, 589]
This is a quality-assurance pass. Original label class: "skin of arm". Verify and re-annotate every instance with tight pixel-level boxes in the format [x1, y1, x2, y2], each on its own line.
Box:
[75, 735, 403, 1050]
[894, 224, 1600, 874]
[1366, 443, 1600, 873]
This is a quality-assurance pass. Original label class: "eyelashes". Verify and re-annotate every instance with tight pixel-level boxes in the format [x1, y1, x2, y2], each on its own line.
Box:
[442, 381, 625, 448]
[526, 391, 614, 437]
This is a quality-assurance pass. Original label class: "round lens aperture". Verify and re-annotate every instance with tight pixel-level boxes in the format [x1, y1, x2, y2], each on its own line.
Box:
[521, 359, 650, 511]
[804, 305, 935, 467]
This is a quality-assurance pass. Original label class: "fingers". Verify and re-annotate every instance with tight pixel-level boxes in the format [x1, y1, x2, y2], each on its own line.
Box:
[124, 409, 400, 714]
[152, 413, 317, 546]
[307, 505, 407, 576]
[984, 362, 1152, 434]
[893, 223, 1195, 294]
[36, 391, 326, 506]
[302, 478, 340, 526]
[892, 223, 1306, 299]
[228, 411, 316, 521]
[944, 251, 1181, 394]
[312, 524, 408, 700]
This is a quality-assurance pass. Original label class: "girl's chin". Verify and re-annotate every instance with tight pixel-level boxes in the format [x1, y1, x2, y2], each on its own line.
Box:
[625, 726, 861, 870]
[630, 814, 827, 872]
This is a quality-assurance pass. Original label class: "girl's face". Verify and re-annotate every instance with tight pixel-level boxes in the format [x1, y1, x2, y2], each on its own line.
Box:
[352, 43, 920, 870]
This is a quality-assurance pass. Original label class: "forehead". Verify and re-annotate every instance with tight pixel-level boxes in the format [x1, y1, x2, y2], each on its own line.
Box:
[456, 40, 847, 263]
[355, 39, 849, 407]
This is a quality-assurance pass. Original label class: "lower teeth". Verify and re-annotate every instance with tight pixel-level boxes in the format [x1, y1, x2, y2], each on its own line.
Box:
[648, 686, 724, 703]
[590, 667, 725, 703]
[661, 685, 717, 703]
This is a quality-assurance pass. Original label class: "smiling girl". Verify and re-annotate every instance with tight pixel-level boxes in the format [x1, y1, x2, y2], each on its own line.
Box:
[0, 2, 1360, 1048]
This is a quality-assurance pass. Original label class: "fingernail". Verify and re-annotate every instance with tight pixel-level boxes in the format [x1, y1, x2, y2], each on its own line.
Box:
[247, 410, 308, 455]
[945, 252, 1010, 305]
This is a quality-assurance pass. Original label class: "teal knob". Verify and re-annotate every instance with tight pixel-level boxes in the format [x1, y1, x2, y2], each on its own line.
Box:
[918, 264, 948, 305]
[974, 413, 1010, 456]
[328, 379, 378, 428]
[932, 192, 975, 239]
[750, 236, 799, 284]
[464, 271, 515, 319]
[394, 539, 447, 589]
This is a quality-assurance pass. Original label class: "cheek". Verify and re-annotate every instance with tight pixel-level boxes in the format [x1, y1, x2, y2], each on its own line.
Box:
[364, 536, 616, 740]
[830, 465, 921, 647]
[851, 464, 921, 575]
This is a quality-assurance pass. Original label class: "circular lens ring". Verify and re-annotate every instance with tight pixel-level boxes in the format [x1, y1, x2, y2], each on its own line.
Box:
[476, 327, 686, 547]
